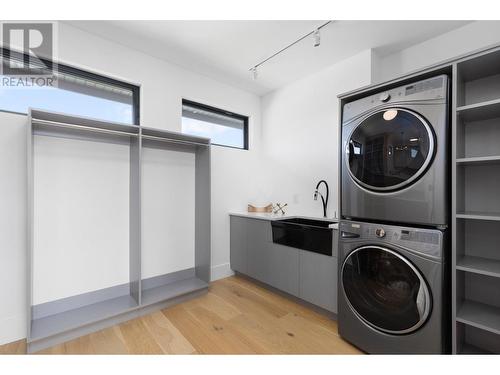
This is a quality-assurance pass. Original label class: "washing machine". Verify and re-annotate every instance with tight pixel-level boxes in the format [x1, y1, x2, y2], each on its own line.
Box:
[338, 220, 449, 354]
[341, 75, 449, 227]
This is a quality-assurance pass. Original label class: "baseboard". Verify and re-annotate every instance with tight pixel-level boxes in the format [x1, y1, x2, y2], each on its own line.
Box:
[211, 263, 234, 281]
[0, 315, 26, 346]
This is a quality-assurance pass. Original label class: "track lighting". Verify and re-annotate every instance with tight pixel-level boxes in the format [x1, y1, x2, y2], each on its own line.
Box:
[247, 21, 332, 79]
[313, 29, 320, 47]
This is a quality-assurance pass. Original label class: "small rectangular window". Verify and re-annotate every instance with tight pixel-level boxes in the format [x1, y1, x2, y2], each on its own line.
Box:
[182, 99, 248, 149]
[0, 48, 140, 125]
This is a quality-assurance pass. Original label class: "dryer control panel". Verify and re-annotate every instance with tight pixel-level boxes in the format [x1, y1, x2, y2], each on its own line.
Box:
[339, 220, 444, 260]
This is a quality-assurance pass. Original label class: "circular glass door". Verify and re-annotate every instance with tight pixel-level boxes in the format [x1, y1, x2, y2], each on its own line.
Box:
[341, 246, 431, 335]
[347, 108, 434, 192]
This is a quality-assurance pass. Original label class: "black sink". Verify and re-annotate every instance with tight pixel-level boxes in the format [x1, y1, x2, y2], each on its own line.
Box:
[271, 218, 337, 256]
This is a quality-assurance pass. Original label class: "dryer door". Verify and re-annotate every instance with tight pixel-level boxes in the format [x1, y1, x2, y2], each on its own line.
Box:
[341, 245, 431, 335]
[347, 108, 434, 192]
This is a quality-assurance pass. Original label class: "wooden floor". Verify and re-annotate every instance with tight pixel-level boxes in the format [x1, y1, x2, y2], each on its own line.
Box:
[0, 276, 362, 355]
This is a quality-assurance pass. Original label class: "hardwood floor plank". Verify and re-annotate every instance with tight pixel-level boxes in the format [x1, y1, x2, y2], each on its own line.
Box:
[118, 318, 164, 354]
[62, 334, 95, 354]
[141, 311, 196, 354]
[182, 304, 268, 354]
[87, 327, 128, 354]
[162, 305, 228, 354]
[0, 339, 26, 354]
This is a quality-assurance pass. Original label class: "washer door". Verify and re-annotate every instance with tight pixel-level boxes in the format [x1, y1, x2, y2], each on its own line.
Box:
[347, 108, 434, 192]
[341, 246, 431, 335]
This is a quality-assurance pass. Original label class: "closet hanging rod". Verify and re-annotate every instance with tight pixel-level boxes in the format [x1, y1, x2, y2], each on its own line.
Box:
[32, 118, 139, 138]
[142, 134, 210, 147]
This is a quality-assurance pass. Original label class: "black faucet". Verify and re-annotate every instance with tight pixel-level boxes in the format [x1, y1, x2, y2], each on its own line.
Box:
[313, 180, 329, 218]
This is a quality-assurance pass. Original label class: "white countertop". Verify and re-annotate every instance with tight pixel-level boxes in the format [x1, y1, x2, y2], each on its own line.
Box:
[229, 212, 339, 229]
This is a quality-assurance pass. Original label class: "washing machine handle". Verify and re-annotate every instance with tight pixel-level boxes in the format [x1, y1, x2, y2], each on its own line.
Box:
[415, 283, 427, 319]
[341, 231, 360, 239]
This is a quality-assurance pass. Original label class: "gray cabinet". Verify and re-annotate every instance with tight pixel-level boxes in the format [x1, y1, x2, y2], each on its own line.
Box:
[299, 250, 337, 312]
[230, 216, 247, 273]
[246, 219, 271, 282]
[229, 215, 338, 313]
[267, 243, 299, 296]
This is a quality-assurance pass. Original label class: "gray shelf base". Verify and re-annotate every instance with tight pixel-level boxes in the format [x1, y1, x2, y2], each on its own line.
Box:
[457, 300, 500, 335]
[30, 294, 138, 342]
[457, 256, 500, 278]
[141, 277, 208, 306]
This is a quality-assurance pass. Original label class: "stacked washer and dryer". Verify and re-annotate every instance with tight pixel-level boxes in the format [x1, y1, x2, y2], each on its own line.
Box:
[338, 75, 451, 354]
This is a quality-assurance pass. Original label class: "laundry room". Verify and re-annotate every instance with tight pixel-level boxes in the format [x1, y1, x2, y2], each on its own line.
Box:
[1, 1, 499, 373]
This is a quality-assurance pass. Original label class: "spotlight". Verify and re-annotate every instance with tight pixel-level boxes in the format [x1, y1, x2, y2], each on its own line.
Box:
[251, 67, 258, 80]
[313, 29, 320, 47]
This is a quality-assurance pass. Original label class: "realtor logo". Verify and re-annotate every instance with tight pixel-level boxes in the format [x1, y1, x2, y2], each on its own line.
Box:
[1, 22, 57, 87]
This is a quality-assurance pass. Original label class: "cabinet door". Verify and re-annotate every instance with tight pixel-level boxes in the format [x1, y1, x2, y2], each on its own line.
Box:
[299, 250, 338, 312]
[267, 243, 299, 296]
[230, 216, 247, 273]
[246, 219, 271, 282]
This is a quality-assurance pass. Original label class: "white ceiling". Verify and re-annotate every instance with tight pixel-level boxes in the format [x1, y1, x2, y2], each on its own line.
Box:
[67, 20, 471, 95]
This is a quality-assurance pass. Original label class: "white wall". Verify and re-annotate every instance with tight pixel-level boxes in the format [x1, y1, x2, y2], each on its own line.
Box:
[260, 50, 374, 218]
[33, 136, 130, 304]
[0, 112, 28, 345]
[377, 21, 500, 82]
[141, 146, 195, 279]
[0, 21, 262, 344]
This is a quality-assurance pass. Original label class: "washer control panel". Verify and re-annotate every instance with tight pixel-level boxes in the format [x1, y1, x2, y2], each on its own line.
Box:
[342, 74, 448, 124]
[339, 220, 443, 259]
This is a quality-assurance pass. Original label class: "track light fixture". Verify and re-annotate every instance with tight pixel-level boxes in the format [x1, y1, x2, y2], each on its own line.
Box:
[248, 21, 332, 81]
[251, 67, 258, 80]
[313, 29, 320, 47]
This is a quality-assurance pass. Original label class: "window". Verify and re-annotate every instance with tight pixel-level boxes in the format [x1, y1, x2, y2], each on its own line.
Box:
[182, 99, 248, 149]
[0, 48, 140, 125]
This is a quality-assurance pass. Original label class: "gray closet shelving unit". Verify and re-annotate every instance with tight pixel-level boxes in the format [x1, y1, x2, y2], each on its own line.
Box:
[453, 48, 500, 354]
[27, 109, 211, 353]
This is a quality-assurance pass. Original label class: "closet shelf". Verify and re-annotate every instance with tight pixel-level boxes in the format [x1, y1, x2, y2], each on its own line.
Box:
[457, 256, 500, 278]
[457, 300, 500, 336]
[456, 155, 500, 165]
[456, 211, 500, 221]
[457, 98, 500, 121]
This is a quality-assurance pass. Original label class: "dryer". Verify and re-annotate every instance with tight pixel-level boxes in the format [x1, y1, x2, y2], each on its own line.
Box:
[338, 220, 449, 354]
[341, 75, 449, 227]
